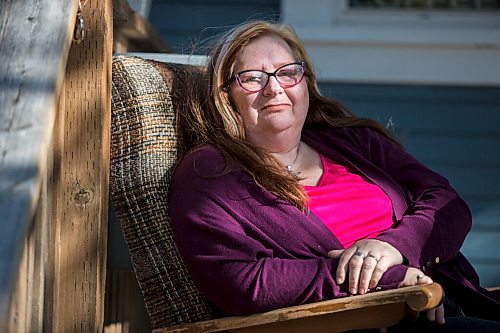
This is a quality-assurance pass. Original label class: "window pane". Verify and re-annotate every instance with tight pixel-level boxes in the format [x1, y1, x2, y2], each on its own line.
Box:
[349, 0, 500, 10]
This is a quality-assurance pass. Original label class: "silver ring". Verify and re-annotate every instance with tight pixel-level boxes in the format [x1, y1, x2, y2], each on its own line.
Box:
[366, 254, 380, 262]
[354, 251, 366, 260]
[416, 274, 424, 281]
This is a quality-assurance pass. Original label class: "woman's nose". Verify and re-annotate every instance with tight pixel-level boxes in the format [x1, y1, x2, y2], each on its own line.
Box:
[262, 76, 283, 96]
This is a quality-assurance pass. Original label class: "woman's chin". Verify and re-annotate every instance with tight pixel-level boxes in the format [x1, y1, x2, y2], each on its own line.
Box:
[264, 122, 297, 135]
[261, 114, 298, 132]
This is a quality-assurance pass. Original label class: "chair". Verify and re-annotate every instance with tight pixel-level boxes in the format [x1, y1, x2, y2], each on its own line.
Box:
[109, 54, 443, 333]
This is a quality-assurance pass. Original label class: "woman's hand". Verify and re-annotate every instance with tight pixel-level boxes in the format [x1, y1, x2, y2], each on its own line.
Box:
[328, 239, 403, 295]
[401, 267, 445, 325]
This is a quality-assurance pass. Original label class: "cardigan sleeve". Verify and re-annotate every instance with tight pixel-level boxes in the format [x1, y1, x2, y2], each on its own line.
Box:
[353, 127, 472, 271]
[168, 146, 407, 315]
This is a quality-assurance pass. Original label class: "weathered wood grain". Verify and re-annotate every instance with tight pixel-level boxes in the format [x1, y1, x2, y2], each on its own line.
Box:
[0, 0, 77, 329]
[45, 0, 112, 332]
[103, 269, 152, 333]
[153, 283, 443, 333]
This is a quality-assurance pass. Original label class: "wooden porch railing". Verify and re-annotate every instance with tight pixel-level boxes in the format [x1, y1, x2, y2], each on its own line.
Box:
[0, 0, 112, 331]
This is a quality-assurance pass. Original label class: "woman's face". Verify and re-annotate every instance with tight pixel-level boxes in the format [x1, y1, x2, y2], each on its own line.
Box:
[229, 34, 309, 149]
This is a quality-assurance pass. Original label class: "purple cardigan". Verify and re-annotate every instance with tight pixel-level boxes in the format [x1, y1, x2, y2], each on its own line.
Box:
[169, 125, 499, 315]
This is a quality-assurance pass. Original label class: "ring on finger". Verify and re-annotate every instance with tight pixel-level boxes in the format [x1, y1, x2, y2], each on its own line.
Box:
[354, 251, 366, 260]
[416, 274, 424, 282]
[366, 254, 380, 263]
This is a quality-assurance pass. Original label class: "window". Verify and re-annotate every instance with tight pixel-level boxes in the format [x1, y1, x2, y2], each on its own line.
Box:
[349, 0, 499, 10]
[282, 0, 500, 85]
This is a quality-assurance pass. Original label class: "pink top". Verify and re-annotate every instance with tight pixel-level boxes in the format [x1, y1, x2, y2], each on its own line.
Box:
[304, 154, 393, 248]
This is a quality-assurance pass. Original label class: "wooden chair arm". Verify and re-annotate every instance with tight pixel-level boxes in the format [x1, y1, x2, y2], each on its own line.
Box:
[153, 282, 443, 333]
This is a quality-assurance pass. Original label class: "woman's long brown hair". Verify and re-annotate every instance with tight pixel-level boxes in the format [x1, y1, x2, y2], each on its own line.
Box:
[178, 20, 398, 211]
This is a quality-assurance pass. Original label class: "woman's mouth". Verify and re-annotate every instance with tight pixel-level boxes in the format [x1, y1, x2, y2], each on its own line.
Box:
[262, 103, 289, 112]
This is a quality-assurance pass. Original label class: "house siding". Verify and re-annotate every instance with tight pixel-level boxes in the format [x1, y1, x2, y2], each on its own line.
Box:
[319, 82, 500, 287]
[149, 0, 280, 54]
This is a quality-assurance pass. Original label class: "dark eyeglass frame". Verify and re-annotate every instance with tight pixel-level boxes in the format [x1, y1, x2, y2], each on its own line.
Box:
[229, 61, 306, 93]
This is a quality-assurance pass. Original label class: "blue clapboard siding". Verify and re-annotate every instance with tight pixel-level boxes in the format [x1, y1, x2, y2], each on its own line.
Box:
[320, 83, 500, 287]
[149, 0, 280, 54]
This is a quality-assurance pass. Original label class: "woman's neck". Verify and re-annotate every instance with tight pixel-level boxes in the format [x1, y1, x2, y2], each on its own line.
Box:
[271, 141, 301, 172]
[272, 141, 323, 184]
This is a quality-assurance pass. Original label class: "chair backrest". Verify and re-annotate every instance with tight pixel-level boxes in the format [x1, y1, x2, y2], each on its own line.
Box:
[110, 55, 217, 329]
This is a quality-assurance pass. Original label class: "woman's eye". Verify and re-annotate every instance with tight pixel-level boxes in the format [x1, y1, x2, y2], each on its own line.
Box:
[278, 69, 298, 77]
[240, 73, 263, 83]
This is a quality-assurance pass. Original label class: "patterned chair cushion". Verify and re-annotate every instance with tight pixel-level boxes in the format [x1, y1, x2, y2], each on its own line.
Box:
[110, 55, 216, 329]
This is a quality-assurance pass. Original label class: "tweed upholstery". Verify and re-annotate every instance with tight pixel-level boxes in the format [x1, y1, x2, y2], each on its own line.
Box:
[110, 55, 216, 328]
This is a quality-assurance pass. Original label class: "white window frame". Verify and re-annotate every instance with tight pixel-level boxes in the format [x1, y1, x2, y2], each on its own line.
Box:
[281, 0, 500, 85]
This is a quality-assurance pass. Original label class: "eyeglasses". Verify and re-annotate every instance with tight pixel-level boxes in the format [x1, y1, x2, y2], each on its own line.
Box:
[231, 62, 306, 93]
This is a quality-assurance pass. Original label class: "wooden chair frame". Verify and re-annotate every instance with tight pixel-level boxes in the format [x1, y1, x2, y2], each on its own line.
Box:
[154, 284, 443, 333]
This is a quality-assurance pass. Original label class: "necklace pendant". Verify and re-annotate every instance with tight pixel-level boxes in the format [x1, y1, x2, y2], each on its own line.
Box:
[287, 165, 301, 177]
[285, 142, 301, 177]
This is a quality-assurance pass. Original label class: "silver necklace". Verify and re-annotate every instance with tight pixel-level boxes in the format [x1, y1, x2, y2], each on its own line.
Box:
[286, 143, 301, 176]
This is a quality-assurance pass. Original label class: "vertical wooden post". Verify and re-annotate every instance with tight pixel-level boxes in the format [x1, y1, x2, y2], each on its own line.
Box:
[48, 0, 112, 332]
[7, 180, 50, 333]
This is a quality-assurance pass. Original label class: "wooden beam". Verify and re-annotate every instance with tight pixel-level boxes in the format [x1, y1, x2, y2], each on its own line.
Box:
[103, 269, 152, 333]
[46, 0, 112, 332]
[113, 0, 171, 53]
[0, 0, 77, 329]
[7, 179, 50, 332]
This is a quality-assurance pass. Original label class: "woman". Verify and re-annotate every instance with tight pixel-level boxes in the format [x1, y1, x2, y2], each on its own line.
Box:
[168, 20, 500, 331]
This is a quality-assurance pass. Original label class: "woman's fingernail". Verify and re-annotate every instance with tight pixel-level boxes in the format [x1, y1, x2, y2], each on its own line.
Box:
[359, 288, 365, 294]
[350, 288, 357, 294]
